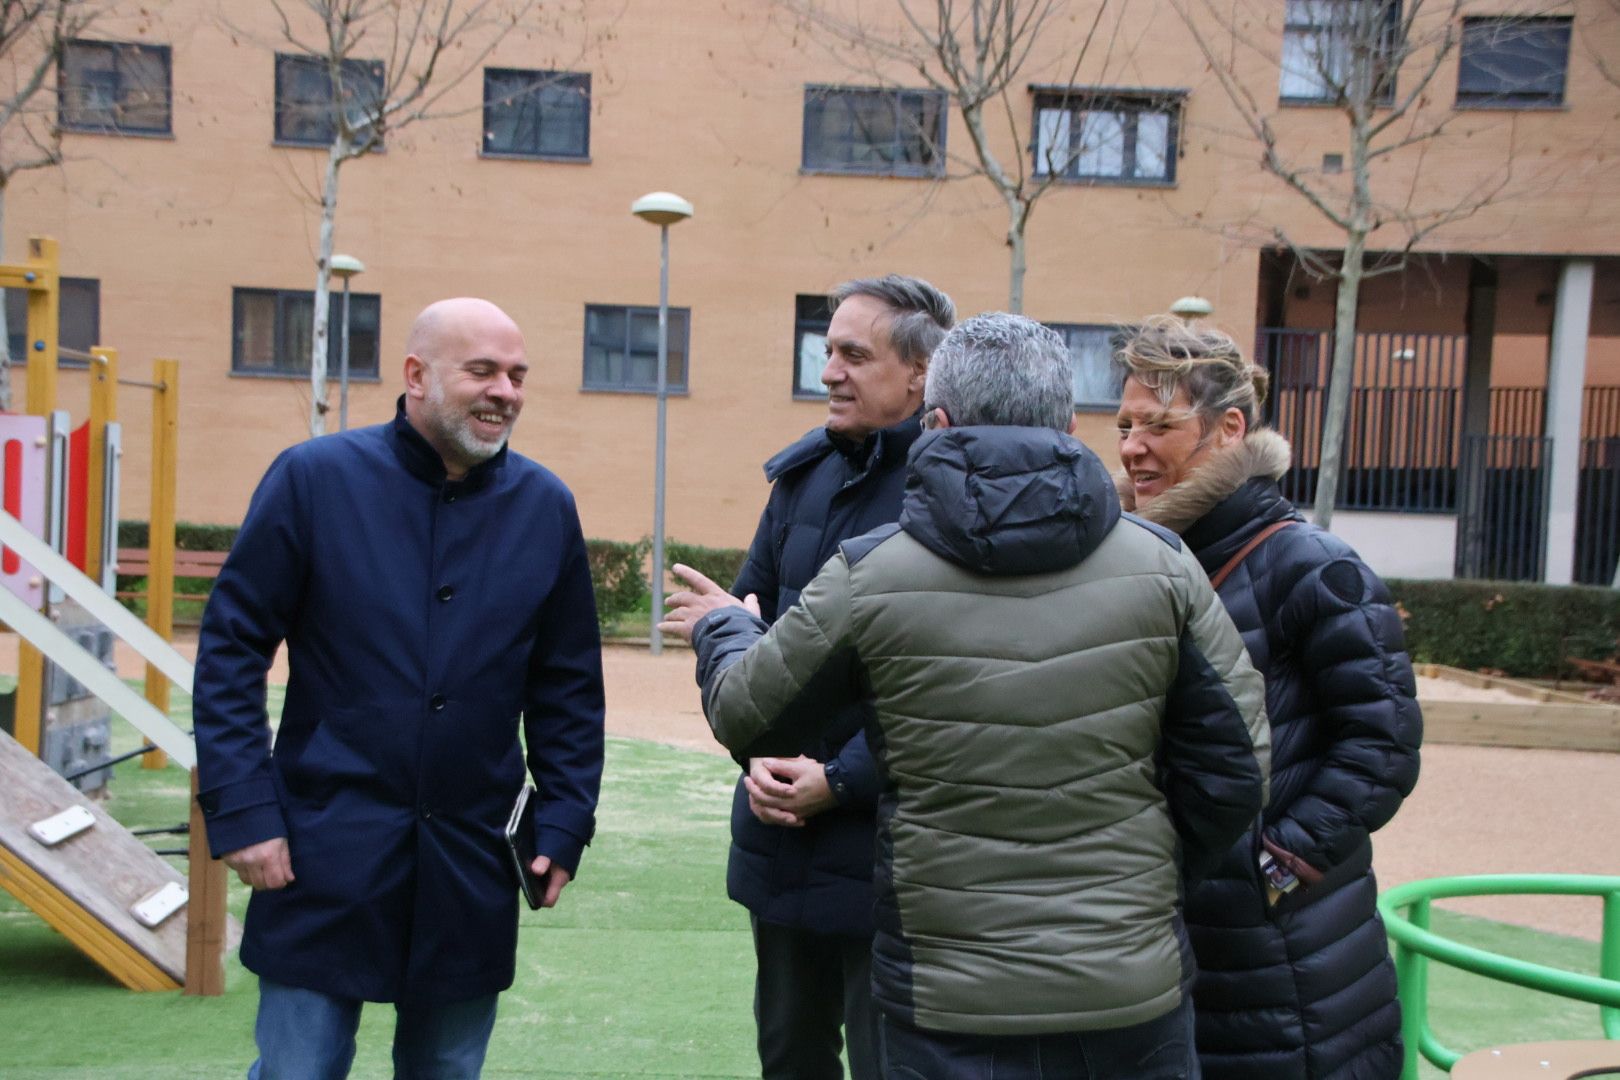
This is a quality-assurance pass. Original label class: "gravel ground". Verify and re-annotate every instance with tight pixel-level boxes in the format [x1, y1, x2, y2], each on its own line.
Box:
[14, 633, 1615, 942]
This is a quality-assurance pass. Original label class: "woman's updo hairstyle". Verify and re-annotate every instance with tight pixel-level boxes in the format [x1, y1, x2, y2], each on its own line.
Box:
[1115, 314, 1270, 430]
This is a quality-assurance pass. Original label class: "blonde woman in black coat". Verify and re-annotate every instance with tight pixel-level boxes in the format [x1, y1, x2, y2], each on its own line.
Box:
[1114, 316, 1422, 1080]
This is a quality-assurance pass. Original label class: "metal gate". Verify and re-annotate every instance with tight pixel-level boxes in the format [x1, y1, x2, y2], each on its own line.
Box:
[1455, 435, 1548, 581]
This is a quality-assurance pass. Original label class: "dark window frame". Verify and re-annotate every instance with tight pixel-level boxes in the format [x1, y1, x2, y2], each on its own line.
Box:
[273, 52, 386, 148]
[230, 286, 382, 380]
[6, 277, 100, 366]
[1047, 322, 1129, 411]
[792, 293, 832, 400]
[1278, 0, 1401, 107]
[581, 303, 691, 395]
[59, 39, 173, 136]
[801, 84, 947, 178]
[481, 68, 591, 160]
[1455, 16, 1573, 109]
[1029, 87, 1183, 187]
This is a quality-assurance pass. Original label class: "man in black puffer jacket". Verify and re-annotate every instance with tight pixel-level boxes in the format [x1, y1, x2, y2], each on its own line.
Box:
[726, 274, 954, 1080]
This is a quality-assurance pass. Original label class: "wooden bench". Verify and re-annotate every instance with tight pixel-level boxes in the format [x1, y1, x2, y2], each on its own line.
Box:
[114, 548, 228, 605]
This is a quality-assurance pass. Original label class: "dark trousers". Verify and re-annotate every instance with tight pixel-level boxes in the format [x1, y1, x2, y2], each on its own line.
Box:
[751, 916, 879, 1080]
[877, 996, 1199, 1080]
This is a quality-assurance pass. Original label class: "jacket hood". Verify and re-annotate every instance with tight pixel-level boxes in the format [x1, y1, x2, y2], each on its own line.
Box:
[1116, 428, 1292, 535]
[900, 426, 1121, 576]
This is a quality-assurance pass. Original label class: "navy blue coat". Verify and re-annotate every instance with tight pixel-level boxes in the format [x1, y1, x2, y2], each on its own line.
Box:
[1173, 459, 1421, 1079]
[725, 413, 921, 937]
[194, 405, 605, 1004]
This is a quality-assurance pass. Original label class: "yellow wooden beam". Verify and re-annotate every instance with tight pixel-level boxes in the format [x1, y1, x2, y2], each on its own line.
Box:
[12, 238, 60, 758]
[183, 768, 227, 996]
[86, 347, 117, 586]
[143, 359, 179, 770]
[23, 237, 59, 417]
[13, 642, 42, 755]
[0, 268, 53, 290]
[0, 845, 180, 991]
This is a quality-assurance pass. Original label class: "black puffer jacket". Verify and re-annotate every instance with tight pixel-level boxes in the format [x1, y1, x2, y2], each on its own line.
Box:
[725, 412, 922, 937]
[1123, 430, 1423, 1080]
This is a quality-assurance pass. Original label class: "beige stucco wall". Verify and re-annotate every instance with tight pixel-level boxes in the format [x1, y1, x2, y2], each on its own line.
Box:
[6, 0, 1619, 549]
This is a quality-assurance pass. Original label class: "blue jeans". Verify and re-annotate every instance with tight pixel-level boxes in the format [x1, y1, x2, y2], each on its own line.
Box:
[248, 979, 499, 1080]
[878, 996, 1199, 1080]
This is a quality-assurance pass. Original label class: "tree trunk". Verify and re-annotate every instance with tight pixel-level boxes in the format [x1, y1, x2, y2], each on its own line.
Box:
[1007, 220, 1026, 315]
[309, 144, 344, 438]
[1312, 233, 1366, 530]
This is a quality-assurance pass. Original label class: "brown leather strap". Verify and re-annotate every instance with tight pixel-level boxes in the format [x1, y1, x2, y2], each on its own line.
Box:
[1209, 521, 1298, 590]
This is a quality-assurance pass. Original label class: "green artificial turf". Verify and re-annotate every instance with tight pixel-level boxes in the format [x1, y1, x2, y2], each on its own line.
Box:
[1, 689, 1613, 1077]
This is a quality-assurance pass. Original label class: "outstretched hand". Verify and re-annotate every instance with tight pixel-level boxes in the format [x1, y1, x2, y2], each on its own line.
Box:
[657, 563, 760, 644]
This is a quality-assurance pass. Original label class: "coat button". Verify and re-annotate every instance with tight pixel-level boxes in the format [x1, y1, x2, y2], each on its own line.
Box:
[430, 694, 447, 711]
[437, 584, 454, 601]
[444, 492, 457, 503]
[420, 804, 433, 819]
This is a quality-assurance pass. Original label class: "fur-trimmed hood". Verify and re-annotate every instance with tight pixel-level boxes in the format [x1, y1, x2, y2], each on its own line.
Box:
[1115, 428, 1293, 535]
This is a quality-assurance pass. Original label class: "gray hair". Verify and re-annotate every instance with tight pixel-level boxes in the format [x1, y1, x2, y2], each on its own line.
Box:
[829, 274, 956, 368]
[1114, 315, 1269, 429]
[924, 313, 1075, 432]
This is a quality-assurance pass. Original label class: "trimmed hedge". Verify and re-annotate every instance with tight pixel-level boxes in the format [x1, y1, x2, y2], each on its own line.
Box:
[1388, 578, 1620, 679]
[588, 538, 652, 628]
[122, 521, 1620, 678]
[664, 541, 749, 592]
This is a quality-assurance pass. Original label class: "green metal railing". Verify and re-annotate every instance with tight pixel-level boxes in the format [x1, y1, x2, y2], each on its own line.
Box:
[1379, 874, 1620, 1077]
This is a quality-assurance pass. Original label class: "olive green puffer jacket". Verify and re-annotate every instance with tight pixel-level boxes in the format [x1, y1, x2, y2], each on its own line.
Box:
[693, 426, 1269, 1037]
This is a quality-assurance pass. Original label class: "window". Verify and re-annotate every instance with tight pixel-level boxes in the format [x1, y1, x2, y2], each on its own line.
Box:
[483, 69, 590, 159]
[792, 294, 831, 398]
[583, 304, 690, 392]
[232, 287, 380, 378]
[6, 278, 100, 364]
[59, 40, 171, 135]
[274, 53, 385, 147]
[1457, 17, 1572, 108]
[1049, 323, 1126, 409]
[1279, 0, 1399, 105]
[802, 85, 946, 177]
[1032, 90, 1181, 185]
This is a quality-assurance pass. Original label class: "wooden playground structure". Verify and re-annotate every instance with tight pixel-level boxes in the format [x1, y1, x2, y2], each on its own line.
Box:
[0, 236, 231, 995]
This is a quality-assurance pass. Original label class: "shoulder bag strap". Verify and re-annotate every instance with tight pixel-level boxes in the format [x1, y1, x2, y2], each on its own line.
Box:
[1208, 521, 1299, 591]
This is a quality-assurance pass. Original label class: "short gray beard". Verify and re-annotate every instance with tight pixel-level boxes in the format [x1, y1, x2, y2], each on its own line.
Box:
[425, 370, 508, 466]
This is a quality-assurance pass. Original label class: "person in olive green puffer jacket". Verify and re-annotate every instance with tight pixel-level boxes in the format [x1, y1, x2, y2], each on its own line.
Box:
[661, 313, 1270, 1080]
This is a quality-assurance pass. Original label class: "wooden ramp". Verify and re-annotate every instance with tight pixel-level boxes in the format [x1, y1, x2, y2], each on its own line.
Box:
[0, 728, 236, 990]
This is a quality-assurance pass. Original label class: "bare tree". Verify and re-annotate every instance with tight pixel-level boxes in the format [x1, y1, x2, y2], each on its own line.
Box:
[1584, 0, 1620, 89]
[778, 0, 1151, 313]
[1168, 0, 1569, 529]
[263, 0, 593, 436]
[0, 0, 102, 408]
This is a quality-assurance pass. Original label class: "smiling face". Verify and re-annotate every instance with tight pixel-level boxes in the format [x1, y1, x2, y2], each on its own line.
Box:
[403, 299, 528, 479]
[1116, 376, 1245, 507]
[821, 293, 926, 440]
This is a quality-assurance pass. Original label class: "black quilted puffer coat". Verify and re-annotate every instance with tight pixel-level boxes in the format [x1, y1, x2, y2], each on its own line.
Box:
[1122, 429, 1423, 1080]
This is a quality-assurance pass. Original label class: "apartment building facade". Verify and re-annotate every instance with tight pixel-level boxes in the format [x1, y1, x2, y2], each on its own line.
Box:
[8, 0, 1619, 581]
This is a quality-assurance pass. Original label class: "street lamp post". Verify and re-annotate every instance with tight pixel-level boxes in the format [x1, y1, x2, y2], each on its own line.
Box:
[631, 191, 694, 655]
[330, 254, 366, 432]
[1169, 295, 1213, 323]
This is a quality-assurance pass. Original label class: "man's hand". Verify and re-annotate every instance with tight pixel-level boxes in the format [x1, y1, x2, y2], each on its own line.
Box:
[223, 837, 294, 891]
[657, 563, 760, 644]
[745, 756, 837, 827]
[528, 855, 573, 909]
